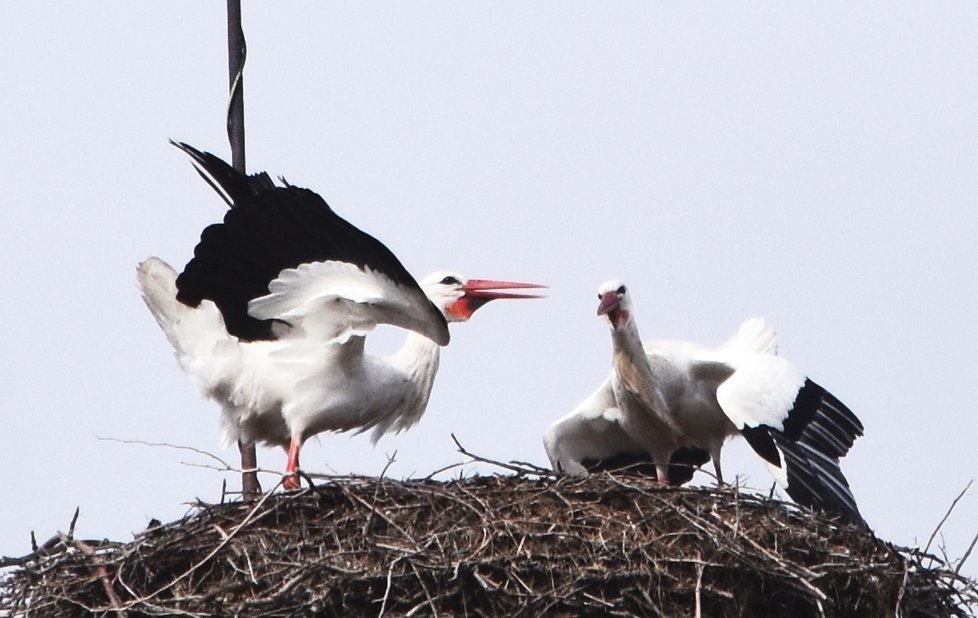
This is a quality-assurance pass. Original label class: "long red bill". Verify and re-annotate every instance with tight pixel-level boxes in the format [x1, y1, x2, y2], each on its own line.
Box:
[462, 279, 546, 300]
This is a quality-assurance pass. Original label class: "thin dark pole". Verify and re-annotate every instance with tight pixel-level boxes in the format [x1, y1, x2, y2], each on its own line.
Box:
[227, 0, 246, 171]
[226, 0, 260, 500]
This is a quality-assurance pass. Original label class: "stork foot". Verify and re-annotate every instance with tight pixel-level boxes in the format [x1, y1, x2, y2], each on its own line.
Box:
[283, 472, 301, 491]
[655, 464, 671, 487]
[283, 437, 302, 490]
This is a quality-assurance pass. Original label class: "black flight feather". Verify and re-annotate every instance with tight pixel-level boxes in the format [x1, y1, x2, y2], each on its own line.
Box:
[170, 142, 445, 342]
[739, 379, 865, 526]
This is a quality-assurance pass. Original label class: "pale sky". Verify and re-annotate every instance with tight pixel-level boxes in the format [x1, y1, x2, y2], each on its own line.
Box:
[2, 3, 976, 579]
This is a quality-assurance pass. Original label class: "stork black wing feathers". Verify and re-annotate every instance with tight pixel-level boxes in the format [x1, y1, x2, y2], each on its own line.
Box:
[780, 380, 864, 458]
[739, 379, 865, 526]
[170, 141, 275, 206]
[172, 143, 433, 342]
[776, 437, 864, 526]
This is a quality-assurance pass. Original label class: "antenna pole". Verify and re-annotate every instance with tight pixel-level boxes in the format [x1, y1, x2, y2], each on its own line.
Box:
[226, 0, 260, 499]
[227, 0, 246, 171]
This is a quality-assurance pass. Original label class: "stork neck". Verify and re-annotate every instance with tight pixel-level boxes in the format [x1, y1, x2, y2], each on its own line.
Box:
[611, 318, 647, 366]
[609, 316, 678, 432]
[391, 331, 442, 392]
[610, 316, 657, 393]
[357, 329, 443, 443]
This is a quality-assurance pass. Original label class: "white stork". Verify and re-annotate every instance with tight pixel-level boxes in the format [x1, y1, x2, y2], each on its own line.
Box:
[544, 280, 866, 526]
[138, 142, 543, 489]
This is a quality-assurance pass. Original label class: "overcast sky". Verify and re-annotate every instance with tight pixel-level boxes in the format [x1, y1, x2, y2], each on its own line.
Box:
[2, 2, 976, 579]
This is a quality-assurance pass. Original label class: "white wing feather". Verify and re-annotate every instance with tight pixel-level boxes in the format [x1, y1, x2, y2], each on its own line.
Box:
[715, 354, 806, 431]
[719, 317, 778, 356]
[544, 376, 645, 476]
[248, 260, 447, 345]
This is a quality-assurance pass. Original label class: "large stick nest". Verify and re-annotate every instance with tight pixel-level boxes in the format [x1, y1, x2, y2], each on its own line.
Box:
[2, 471, 975, 617]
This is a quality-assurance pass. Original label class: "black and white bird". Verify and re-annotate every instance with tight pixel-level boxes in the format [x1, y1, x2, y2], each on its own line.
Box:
[138, 142, 543, 489]
[544, 280, 866, 525]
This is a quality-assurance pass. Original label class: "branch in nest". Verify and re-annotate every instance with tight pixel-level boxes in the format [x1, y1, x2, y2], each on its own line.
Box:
[450, 433, 556, 478]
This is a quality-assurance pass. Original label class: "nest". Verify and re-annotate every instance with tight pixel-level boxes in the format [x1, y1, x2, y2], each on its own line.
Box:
[2, 470, 975, 617]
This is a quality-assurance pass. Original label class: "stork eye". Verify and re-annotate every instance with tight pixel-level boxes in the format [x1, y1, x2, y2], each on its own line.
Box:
[617, 285, 627, 295]
[440, 275, 461, 286]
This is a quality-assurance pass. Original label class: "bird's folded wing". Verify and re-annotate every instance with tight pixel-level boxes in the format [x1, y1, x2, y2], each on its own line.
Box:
[248, 260, 448, 345]
[572, 376, 619, 421]
[544, 377, 632, 472]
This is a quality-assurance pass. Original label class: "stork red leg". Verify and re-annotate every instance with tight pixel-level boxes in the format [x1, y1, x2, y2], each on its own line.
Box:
[283, 438, 301, 490]
[655, 464, 670, 487]
[713, 457, 725, 486]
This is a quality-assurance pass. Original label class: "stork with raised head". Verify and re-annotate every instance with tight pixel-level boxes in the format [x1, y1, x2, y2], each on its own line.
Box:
[138, 142, 543, 490]
[544, 280, 866, 526]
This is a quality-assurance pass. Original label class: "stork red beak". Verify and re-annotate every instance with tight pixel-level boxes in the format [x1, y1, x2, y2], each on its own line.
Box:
[448, 279, 545, 321]
[462, 279, 546, 300]
[597, 291, 620, 316]
[597, 291, 625, 327]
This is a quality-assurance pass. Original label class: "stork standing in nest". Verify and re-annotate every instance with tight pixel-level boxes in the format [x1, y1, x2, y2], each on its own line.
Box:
[545, 280, 865, 526]
[139, 142, 543, 489]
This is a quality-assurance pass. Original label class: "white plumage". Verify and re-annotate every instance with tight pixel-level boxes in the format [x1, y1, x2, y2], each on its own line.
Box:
[247, 260, 448, 345]
[139, 143, 542, 489]
[544, 280, 865, 525]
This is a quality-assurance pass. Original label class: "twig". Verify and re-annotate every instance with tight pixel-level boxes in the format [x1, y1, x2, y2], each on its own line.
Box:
[732, 481, 740, 539]
[97, 437, 237, 471]
[408, 560, 439, 618]
[363, 452, 398, 537]
[451, 433, 555, 477]
[379, 451, 398, 480]
[61, 534, 125, 615]
[895, 558, 909, 617]
[955, 527, 978, 576]
[67, 507, 80, 540]
[376, 556, 404, 618]
[509, 459, 556, 475]
[424, 460, 471, 480]
[694, 560, 704, 618]
[98, 436, 280, 496]
[925, 480, 972, 554]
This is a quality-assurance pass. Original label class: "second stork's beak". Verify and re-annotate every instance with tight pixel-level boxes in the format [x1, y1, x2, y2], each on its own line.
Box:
[596, 291, 620, 317]
[448, 279, 546, 321]
[596, 290, 626, 328]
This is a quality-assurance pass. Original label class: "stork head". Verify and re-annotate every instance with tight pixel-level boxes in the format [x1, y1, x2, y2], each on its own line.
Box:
[420, 271, 545, 323]
[596, 280, 632, 329]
